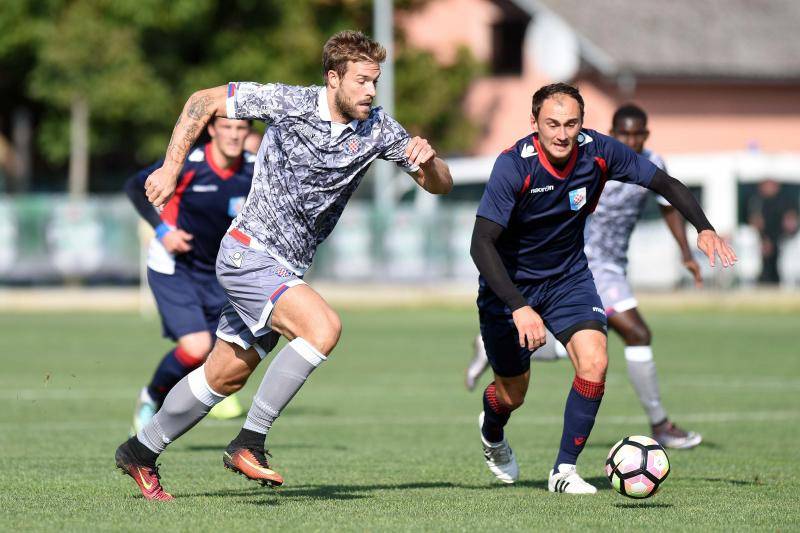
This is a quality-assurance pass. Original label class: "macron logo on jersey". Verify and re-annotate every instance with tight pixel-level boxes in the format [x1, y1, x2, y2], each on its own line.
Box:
[520, 144, 536, 158]
[530, 184, 554, 195]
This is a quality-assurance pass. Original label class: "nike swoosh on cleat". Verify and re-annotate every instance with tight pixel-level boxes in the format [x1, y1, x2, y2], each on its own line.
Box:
[239, 455, 277, 476]
[137, 467, 154, 491]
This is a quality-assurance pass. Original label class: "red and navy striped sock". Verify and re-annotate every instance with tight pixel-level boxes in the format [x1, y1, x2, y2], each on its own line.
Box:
[553, 375, 605, 470]
[147, 346, 204, 405]
[481, 382, 511, 443]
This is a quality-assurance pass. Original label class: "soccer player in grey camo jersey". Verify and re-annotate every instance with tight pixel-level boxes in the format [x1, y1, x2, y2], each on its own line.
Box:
[465, 104, 704, 450]
[115, 30, 452, 501]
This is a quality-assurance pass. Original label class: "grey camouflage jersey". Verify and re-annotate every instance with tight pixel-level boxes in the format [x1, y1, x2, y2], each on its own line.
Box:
[226, 82, 417, 273]
[584, 149, 668, 269]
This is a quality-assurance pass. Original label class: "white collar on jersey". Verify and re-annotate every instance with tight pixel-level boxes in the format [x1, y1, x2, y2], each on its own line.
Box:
[318, 88, 360, 138]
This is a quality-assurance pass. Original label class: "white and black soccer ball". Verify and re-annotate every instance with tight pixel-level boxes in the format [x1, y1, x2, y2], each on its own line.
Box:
[606, 435, 670, 498]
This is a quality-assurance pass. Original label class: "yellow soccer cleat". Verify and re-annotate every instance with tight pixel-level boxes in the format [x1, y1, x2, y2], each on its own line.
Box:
[208, 393, 245, 420]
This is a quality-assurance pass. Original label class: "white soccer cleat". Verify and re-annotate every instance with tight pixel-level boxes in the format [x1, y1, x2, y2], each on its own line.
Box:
[652, 420, 703, 449]
[548, 464, 597, 494]
[129, 387, 158, 437]
[478, 411, 519, 483]
[465, 335, 490, 391]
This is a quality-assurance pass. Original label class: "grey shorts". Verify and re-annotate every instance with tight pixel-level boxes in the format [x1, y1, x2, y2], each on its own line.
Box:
[215, 232, 306, 358]
[589, 263, 638, 316]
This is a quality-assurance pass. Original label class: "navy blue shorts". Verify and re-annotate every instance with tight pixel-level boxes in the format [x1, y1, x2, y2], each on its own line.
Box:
[478, 264, 607, 377]
[147, 262, 227, 341]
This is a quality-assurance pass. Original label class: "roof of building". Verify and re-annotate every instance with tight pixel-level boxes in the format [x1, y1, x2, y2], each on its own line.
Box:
[514, 0, 800, 80]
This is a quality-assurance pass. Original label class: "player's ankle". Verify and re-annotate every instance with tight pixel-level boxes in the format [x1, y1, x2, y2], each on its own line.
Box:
[128, 437, 159, 467]
[230, 427, 266, 450]
[651, 418, 670, 432]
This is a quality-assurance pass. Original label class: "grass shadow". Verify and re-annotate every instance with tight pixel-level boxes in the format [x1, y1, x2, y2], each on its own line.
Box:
[614, 502, 673, 509]
[688, 476, 764, 486]
[181, 478, 614, 502]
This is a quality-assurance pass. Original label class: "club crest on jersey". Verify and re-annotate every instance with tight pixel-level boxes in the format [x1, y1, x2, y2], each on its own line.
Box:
[228, 196, 245, 217]
[569, 187, 587, 211]
[345, 137, 361, 154]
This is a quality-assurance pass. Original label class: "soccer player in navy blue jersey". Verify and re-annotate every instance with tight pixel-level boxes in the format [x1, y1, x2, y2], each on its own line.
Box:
[471, 83, 736, 493]
[124, 117, 254, 436]
[466, 104, 705, 450]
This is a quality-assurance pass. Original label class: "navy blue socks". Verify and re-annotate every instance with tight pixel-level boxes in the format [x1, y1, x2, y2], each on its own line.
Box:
[481, 382, 511, 443]
[554, 375, 605, 470]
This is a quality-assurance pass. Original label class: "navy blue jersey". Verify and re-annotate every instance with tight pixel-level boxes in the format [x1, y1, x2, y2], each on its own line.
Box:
[476, 129, 657, 283]
[133, 143, 255, 272]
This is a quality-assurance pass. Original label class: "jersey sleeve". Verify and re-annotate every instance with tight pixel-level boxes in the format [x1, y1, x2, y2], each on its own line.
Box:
[599, 133, 658, 188]
[476, 154, 525, 228]
[226, 82, 294, 123]
[379, 114, 419, 174]
[124, 160, 165, 229]
[648, 153, 671, 206]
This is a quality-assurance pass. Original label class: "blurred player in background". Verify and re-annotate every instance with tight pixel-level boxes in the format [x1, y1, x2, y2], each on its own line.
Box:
[115, 30, 452, 500]
[124, 117, 255, 435]
[471, 84, 735, 493]
[244, 130, 262, 154]
[465, 104, 704, 450]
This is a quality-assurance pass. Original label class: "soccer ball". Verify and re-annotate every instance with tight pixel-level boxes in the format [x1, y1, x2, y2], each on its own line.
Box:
[606, 435, 670, 498]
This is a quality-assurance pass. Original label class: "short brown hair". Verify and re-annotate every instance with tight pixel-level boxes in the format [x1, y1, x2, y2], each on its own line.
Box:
[322, 30, 386, 84]
[531, 83, 585, 121]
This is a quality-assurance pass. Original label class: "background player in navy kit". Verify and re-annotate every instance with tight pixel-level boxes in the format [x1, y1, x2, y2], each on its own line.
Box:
[115, 31, 452, 500]
[465, 104, 704, 449]
[124, 117, 254, 435]
[471, 83, 735, 493]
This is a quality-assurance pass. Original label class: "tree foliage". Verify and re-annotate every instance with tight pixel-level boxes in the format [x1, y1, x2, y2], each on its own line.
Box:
[0, 0, 481, 187]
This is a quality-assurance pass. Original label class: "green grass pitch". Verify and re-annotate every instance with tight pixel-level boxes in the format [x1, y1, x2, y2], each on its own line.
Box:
[1, 307, 798, 531]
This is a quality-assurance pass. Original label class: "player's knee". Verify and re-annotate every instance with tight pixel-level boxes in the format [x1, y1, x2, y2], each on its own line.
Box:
[178, 336, 213, 364]
[496, 389, 525, 411]
[624, 324, 651, 346]
[576, 349, 608, 381]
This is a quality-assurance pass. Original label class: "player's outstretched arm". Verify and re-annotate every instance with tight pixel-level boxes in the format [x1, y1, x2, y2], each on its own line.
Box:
[648, 169, 737, 268]
[659, 205, 703, 287]
[405, 136, 452, 194]
[145, 85, 228, 207]
[471, 216, 546, 350]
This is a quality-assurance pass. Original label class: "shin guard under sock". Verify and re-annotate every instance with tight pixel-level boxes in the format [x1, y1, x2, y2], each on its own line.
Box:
[554, 375, 604, 470]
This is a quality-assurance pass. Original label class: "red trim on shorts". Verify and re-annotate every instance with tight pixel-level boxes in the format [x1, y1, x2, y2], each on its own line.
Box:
[174, 345, 204, 368]
[269, 284, 289, 304]
[532, 134, 578, 180]
[485, 382, 511, 414]
[229, 228, 251, 246]
[573, 375, 605, 399]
